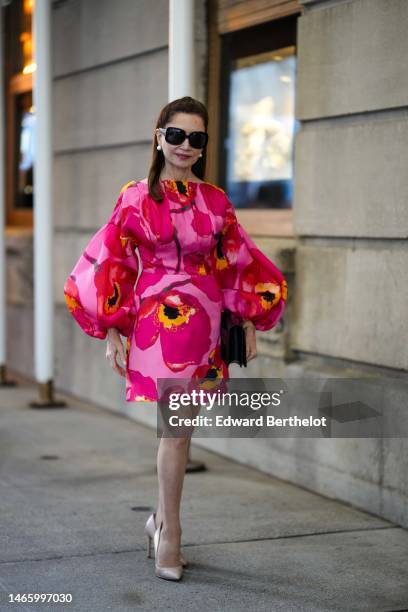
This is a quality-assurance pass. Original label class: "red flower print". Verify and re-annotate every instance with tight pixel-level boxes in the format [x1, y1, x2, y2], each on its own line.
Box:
[238, 258, 283, 318]
[191, 206, 213, 237]
[193, 345, 229, 386]
[135, 289, 212, 372]
[94, 258, 137, 320]
[183, 252, 212, 277]
[163, 179, 196, 204]
[211, 219, 241, 286]
[127, 369, 157, 401]
[199, 183, 226, 216]
[64, 276, 106, 339]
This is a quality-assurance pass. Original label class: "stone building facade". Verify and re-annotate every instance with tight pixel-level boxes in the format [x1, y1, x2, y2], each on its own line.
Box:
[4, 0, 408, 527]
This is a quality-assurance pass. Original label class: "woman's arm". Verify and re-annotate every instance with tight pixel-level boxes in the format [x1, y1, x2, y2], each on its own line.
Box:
[242, 320, 256, 361]
[242, 320, 255, 330]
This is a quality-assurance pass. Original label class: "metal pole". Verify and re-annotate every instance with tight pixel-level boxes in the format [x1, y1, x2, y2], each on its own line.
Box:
[30, 0, 64, 408]
[168, 0, 195, 101]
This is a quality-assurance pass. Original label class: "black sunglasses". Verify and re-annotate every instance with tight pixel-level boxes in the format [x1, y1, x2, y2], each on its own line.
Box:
[158, 127, 208, 149]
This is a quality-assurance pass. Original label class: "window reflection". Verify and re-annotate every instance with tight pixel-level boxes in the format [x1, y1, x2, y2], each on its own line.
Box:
[226, 45, 299, 209]
[13, 90, 35, 209]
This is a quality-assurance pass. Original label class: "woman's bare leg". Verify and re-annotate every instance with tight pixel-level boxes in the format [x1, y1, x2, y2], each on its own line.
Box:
[155, 436, 190, 566]
[155, 402, 199, 566]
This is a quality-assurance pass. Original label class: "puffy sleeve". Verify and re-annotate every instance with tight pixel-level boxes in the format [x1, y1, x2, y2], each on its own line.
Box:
[213, 194, 288, 332]
[63, 181, 140, 339]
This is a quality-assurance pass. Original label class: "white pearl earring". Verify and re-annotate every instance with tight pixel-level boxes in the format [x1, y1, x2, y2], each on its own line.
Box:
[157, 145, 162, 150]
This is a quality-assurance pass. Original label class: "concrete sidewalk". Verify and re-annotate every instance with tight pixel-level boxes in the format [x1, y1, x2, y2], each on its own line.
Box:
[1, 376, 407, 612]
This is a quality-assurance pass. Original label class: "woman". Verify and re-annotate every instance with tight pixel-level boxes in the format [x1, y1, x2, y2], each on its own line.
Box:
[64, 96, 287, 582]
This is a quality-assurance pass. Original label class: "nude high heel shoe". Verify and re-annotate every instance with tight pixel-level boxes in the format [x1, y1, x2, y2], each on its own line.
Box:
[144, 512, 188, 567]
[153, 521, 183, 581]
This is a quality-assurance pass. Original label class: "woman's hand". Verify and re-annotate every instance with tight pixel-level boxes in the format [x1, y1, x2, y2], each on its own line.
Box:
[106, 328, 127, 377]
[243, 320, 257, 362]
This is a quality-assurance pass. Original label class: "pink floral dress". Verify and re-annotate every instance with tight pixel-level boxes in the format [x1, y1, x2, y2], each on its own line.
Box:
[63, 179, 288, 402]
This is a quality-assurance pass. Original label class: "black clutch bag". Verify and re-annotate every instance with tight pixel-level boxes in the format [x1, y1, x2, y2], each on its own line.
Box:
[220, 309, 247, 367]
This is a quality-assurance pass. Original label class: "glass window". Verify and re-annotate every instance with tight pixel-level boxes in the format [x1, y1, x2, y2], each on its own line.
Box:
[219, 16, 299, 211]
[226, 45, 299, 209]
[4, 0, 35, 224]
[13, 90, 35, 210]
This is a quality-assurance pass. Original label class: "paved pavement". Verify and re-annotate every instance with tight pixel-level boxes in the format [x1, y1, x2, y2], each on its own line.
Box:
[1, 374, 408, 611]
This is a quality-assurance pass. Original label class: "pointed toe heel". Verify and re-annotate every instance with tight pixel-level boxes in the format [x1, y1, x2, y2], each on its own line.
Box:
[155, 565, 183, 581]
[144, 514, 155, 559]
[153, 521, 183, 582]
[144, 512, 188, 567]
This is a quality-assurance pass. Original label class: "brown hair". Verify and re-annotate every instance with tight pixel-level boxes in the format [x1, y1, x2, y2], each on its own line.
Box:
[146, 96, 209, 202]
